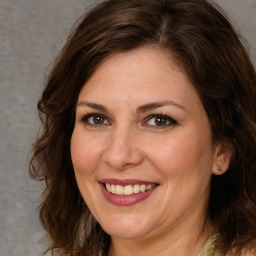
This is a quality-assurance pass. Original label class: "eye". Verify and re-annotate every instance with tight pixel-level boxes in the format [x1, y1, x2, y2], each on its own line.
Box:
[80, 113, 110, 126]
[144, 114, 177, 128]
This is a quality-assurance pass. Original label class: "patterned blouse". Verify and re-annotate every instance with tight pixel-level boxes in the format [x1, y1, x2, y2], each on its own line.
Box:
[198, 233, 223, 256]
[100, 233, 224, 256]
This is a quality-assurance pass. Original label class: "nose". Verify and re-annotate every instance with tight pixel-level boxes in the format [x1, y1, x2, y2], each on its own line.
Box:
[103, 127, 144, 170]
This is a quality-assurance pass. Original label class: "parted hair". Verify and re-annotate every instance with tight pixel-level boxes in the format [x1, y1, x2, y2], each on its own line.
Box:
[29, 0, 256, 255]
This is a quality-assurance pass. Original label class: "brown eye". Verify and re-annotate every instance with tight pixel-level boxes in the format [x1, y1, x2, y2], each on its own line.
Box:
[81, 114, 109, 125]
[154, 117, 168, 126]
[146, 115, 177, 127]
[93, 116, 105, 124]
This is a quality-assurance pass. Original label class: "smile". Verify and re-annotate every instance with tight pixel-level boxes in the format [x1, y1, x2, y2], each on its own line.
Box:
[99, 179, 159, 206]
[105, 183, 157, 196]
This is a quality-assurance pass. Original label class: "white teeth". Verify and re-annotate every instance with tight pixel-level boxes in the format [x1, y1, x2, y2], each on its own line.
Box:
[106, 183, 111, 191]
[133, 184, 141, 194]
[110, 184, 116, 194]
[124, 185, 133, 195]
[146, 184, 153, 190]
[105, 183, 156, 195]
[115, 185, 123, 195]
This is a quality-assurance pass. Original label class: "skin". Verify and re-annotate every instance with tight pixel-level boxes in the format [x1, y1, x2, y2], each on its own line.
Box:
[71, 46, 231, 256]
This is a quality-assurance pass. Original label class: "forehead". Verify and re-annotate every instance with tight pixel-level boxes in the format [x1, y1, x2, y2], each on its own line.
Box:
[85, 47, 182, 85]
[78, 47, 201, 112]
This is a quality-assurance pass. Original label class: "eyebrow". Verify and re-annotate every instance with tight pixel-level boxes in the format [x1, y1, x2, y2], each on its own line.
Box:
[76, 100, 188, 113]
[136, 101, 188, 113]
[76, 102, 108, 112]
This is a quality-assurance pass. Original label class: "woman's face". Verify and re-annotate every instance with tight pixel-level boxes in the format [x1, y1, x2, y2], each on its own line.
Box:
[71, 47, 220, 241]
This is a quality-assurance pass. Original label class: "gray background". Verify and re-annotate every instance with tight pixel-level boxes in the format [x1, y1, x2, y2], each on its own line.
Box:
[0, 1, 255, 256]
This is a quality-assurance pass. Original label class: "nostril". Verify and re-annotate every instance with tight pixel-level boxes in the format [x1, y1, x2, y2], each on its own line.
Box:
[103, 147, 143, 170]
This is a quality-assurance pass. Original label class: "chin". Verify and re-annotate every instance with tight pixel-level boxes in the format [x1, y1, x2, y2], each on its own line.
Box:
[99, 216, 154, 240]
[104, 227, 151, 240]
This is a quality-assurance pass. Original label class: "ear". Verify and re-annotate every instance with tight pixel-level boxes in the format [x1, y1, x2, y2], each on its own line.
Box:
[212, 142, 232, 175]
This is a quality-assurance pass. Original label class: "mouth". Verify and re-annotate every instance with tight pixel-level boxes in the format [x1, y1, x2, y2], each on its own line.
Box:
[105, 183, 157, 196]
[99, 179, 159, 206]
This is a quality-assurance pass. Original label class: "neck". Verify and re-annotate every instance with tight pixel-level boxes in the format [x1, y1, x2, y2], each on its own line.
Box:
[108, 217, 213, 256]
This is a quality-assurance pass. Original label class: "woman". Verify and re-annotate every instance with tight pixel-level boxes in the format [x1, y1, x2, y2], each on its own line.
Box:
[30, 0, 256, 255]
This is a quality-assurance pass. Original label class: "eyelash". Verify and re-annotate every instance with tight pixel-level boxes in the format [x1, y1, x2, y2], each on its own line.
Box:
[143, 114, 177, 128]
[79, 113, 177, 128]
[80, 113, 110, 126]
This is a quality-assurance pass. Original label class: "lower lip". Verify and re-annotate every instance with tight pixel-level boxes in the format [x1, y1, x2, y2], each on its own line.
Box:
[99, 183, 157, 206]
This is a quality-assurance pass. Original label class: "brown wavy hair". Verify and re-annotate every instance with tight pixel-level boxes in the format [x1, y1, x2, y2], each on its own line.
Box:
[29, 0, 256, 255]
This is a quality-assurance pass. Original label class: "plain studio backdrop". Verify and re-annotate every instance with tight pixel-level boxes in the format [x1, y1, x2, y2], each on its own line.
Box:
[0, 1, 255, 255]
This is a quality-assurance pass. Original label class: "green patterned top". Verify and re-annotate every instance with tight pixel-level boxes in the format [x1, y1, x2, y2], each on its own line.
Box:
[198, 233, 223, 256]
[101, 233, 223, 256]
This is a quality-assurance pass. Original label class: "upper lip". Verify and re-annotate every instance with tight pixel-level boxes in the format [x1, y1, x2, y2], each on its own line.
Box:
[99, 178, 158, 186]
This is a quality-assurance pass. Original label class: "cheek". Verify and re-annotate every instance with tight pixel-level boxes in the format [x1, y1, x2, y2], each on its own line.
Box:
[150, 143, 194, 178]
[70, 131, 100, 177]
[145, 131, 214, 179]
[70, 132, 101, 206]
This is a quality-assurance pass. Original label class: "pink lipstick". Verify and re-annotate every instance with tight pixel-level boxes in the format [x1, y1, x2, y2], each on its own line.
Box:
[99, 179, 158, 206]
